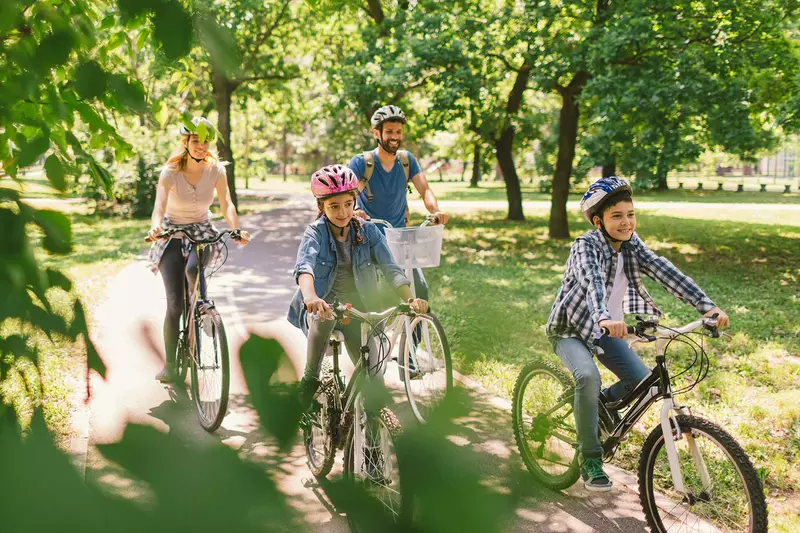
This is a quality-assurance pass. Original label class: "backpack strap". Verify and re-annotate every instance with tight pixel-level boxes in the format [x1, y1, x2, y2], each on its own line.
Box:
[397, 150, 410, 182]
[363, 150, 375, 203]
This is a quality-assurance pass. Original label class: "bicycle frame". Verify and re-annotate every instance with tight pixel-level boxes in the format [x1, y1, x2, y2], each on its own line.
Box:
[600, 317, 716, 496]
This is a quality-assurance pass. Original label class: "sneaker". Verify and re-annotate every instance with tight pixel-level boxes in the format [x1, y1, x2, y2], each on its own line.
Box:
[298, 377, 321, 412]
[581, 456, 613, 492]
[155, 365, 177, 383]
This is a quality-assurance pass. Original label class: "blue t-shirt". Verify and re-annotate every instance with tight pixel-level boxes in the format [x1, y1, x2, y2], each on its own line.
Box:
[349, 149, 421, 229]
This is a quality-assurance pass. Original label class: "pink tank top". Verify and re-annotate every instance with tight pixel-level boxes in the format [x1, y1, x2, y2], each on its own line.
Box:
[161, 163, 226, 224]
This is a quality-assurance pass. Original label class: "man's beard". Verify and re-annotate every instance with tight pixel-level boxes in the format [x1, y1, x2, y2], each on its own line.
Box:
[379, 136, 401, 154]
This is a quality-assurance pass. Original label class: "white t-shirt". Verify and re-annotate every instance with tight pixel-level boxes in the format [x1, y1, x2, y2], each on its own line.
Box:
[606, 254, 628, 321]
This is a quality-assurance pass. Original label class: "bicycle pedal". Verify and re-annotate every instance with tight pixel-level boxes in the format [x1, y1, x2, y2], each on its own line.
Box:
[301, 477, 318, 488]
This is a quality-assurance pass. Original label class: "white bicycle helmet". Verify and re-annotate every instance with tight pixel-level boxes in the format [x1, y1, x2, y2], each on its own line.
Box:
[179, 116, 216, 140]
[370, 105, 406, 128]
[580, 176, 632, 223]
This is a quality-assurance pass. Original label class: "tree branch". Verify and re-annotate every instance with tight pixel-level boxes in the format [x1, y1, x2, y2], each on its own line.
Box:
[242, 0, 292, 75]
[390, 68, 446, 103]
[486, 52, 524, 73]
[365, 0, 384, 24]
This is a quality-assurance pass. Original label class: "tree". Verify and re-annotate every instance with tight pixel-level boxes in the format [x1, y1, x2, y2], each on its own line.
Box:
[518, 0, 800, 238]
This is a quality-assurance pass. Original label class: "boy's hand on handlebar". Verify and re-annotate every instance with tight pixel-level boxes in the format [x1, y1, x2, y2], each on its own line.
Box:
[599, 319, 627, 339]
[409, 298, 428, 314]
[703, 307, 729, 329]
[306, 297, 333, 321]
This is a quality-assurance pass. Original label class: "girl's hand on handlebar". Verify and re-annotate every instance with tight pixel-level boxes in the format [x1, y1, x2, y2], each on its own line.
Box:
[409, 298, 428, 314]
[599, 319, 627, 339]
[703, 307, 729, 329]
[306, 297, 333, 321]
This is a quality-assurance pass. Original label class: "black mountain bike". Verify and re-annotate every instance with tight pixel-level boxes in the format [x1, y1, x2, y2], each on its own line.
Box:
[146, 228, 241, 432]
[302, 300, 410, 533]
[512, 315, 767, 533]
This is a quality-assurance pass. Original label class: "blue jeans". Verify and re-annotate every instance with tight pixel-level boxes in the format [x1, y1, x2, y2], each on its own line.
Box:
[552, 336, 651, 458]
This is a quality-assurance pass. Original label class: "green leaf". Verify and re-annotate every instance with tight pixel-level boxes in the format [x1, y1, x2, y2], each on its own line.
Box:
[88, 158, 114, 198]
[73, 61, 108, 100]
[196, 14, 242, 78]
[45, 269, 72, 292]
[152, 0, 192, 60]
[33, 209, 72, 255]
[44, 155, 67, 191]
[109, 74, 146, 112]
[65, 131, 88, 157]
[36, 30, 75, 71]
[135, 28, 150, 50]
[0, 188, 21, 202]
[107, 32, 126, 51]
[16, 134, 50, 168]
[153, 100, 168, 128]
[98, 14, 116, 30]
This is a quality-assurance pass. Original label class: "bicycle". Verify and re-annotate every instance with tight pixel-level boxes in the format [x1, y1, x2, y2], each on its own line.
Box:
[302, 300, 411, 532]
[371, 215, 453, 424]
[145, 228, 242, 432]
[512, 315, 768, 533]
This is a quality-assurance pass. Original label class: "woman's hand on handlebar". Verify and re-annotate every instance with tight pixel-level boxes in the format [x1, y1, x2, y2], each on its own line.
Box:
[409, 298, 429, 314]
[306, 297, 333, 321]
[354, 208, 370, 221]
[233, 229, 251, 245]
[599, 319, 627, 339]
[703, 307, 729, 329]
[147, 226, 164, 241]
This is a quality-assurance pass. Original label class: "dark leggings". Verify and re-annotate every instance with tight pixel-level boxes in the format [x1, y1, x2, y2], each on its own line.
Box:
[158, 239, 210, 364]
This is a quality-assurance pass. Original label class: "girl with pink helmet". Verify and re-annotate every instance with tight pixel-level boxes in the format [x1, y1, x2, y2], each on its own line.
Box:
[288, 165, 429, 407]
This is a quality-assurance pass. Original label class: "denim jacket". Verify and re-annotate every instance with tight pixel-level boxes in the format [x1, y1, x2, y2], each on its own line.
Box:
[287, 217, 410, 330]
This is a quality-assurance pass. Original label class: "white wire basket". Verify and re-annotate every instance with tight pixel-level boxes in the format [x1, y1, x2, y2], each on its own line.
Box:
[384, 225, 444, 269]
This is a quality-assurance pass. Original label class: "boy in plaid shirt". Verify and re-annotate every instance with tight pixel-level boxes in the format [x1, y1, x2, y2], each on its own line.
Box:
[545, 176, 729, 491]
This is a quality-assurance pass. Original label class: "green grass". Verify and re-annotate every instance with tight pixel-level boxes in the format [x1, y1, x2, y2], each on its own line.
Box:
[425, 209, 800, 531]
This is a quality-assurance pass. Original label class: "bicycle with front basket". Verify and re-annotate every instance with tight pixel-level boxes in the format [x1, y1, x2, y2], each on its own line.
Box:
[302, 300, 414, 533]
[145, 228, 241, 432]
[371, 215, 453, 424]
[512, 315, 767, 533]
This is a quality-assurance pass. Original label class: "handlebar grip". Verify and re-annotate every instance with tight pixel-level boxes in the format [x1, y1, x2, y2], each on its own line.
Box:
[144, 235, 154, 243]
[600, 325, 636, 336]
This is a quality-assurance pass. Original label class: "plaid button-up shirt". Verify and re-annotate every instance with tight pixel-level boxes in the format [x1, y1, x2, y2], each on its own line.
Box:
[546, 230, 716, 346]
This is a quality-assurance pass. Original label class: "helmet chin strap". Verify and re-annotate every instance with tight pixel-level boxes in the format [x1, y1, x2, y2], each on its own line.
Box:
[595, 219, 631, 245]
[326, 216, 350, 238]
[185, 148, 205, 163]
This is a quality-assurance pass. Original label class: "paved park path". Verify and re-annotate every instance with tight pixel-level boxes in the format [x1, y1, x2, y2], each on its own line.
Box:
[77, 195, 661, 532]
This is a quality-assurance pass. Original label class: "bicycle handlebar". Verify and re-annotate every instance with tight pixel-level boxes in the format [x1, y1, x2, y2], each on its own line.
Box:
[368, 213, 441, 229]
[144, 228, 242, 244]
[597, 314, 720, 344]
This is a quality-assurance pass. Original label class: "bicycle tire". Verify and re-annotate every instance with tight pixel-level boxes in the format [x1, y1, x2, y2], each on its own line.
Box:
[190, 308, 230, 433]
[639, 414, 768, 533]
[398, 312, 453, 424]
[175, 328, 189, 383]
[343, 406, 407, 533]
[512, 359, 580, 490]
[303, 361, 337, 478]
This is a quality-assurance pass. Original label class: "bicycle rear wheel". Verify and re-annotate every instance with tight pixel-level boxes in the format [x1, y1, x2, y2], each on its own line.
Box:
[190, 307, 230, 432]
[398, 312, 453, 423]
[639, 414, 768, 533]
[512, 359, 580, 490]
[343, 400, 406, 532]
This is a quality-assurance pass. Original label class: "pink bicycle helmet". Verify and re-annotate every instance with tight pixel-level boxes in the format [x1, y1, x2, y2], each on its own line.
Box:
[311, 165, 359, 199]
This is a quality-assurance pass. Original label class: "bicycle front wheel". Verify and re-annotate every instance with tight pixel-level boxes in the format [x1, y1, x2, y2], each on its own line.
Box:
[639, 414, 768, 533]
[398, 312, 453, 424]
[343, 404, 406, 532]
[512, 360, 580, 490]
[190, 308, 230, 433]
[303, 362, 337, 478]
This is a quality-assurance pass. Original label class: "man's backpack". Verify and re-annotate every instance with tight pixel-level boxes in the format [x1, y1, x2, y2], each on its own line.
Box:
[362, 149, 412, 226]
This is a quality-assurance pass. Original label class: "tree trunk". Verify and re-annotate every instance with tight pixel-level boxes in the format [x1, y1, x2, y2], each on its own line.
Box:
[460, 160, 467, 182]
[602, 157, 616, 177]
[654, 131, 675, 190]
[213, 72, 238, 209]
[243, 110, 250, 190]
[282, 124, 288, 182]
[469, 143, 481, 187]
[496, 127, 524, 221]
[549, 83, 584, 239]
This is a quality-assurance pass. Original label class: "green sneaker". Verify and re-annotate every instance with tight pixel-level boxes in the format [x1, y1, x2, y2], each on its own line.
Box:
[581, 456, 613, 492]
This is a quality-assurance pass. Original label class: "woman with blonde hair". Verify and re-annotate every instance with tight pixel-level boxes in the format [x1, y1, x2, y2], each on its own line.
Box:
[147, 116, 249, 382]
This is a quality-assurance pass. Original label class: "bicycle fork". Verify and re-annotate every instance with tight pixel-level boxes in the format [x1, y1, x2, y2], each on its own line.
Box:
[660, 399, 713, 499]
